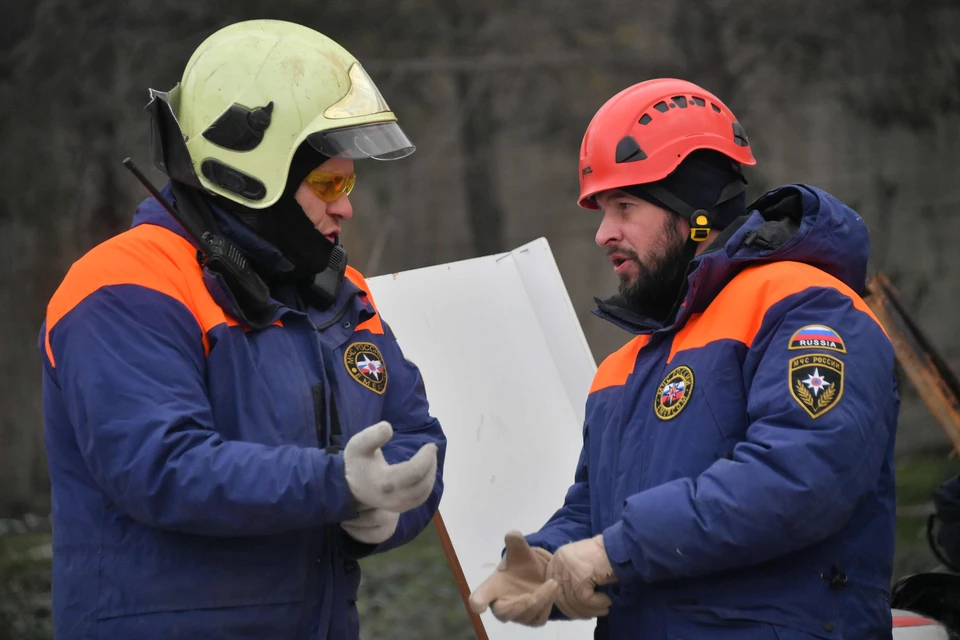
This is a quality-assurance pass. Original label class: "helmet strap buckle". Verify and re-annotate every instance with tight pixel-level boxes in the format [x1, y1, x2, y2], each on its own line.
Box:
[690, 209, 712, 242]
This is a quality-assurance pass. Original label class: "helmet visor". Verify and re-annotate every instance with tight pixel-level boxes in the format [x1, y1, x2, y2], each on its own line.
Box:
[307, 122, 415, 161]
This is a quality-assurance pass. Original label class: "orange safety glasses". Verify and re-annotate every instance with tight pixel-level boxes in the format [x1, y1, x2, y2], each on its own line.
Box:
[305, 169, 356, 202]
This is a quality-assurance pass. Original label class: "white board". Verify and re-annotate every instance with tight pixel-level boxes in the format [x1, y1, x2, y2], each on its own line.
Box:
[367, 238, 599, 639]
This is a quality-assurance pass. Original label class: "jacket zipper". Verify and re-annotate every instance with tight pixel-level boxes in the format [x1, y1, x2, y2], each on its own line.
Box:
[313, 291, 358, 452]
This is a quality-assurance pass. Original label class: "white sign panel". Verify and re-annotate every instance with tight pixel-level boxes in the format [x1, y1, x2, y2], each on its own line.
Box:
[367, 238, 598, 639]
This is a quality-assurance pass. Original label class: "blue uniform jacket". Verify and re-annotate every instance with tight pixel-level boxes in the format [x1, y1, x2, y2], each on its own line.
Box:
[39, 186, 446, 639]
[527, 185, 899, 640]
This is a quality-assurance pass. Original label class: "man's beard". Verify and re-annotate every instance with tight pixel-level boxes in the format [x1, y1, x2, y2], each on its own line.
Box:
[613, 214, 692, 323]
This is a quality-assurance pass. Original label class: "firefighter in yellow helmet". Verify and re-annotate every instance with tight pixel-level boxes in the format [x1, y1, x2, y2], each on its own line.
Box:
[40, 19, 445, 639]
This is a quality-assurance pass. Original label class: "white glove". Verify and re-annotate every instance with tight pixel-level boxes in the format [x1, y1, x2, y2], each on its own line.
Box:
[341, 506, 400, 544]
[343, 421, 438, 513]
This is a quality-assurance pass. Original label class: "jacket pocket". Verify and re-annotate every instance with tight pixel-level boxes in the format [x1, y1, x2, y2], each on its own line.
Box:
[668, 605, 833, 640]
[667, 605, 842, 640]
[96, 529, 309, 620]
[667, 605, 781, 639]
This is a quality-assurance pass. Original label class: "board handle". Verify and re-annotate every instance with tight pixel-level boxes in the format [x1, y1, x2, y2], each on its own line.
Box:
[432, 511, 490, 640]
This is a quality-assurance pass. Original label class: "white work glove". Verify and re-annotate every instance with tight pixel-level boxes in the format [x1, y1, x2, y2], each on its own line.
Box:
[341, 506, 400, 545]
[468, 531, 560, 627]
[343, 420, 438, 513]
[545, 534, 615, 619]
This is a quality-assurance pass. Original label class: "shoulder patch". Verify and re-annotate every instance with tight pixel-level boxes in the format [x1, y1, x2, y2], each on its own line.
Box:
[345, 341, 388, 395]
[789, 353, 843, 419]
[654, 365, 694, 420]
[788, 324, 846, 353]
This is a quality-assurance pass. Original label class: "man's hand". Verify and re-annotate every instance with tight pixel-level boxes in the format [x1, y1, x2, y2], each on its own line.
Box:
[341, 506, 400, 544]
[343, 421, 438, 513]
[545, 534, 615, 619]
[468, 531, 559, 627]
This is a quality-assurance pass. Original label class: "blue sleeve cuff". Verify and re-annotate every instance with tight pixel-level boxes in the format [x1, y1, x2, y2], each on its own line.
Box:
[308, 448, 358, 524]
[523, 534, 560, 555]
[603, 520, 641, 583]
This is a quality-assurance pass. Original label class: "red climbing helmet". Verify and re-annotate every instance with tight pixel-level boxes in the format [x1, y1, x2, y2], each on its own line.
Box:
[577, 78, 757, 210]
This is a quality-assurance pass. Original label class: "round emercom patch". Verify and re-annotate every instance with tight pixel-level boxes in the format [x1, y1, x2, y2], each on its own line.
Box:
[654, 365, 695, 420]
[344, 342, 388, 395]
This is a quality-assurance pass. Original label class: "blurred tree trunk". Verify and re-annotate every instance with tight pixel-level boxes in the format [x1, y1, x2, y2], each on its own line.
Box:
[673, 0, 739, 103]
[455, 74, 505, 256]
[447, 1, 506, 257]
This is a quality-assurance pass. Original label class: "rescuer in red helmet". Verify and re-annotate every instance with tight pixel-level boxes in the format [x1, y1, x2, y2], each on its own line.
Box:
[471, 78, 900, 640]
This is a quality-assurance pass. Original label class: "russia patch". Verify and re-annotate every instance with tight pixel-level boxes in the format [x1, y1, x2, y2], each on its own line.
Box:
[788, 325, 846, 354]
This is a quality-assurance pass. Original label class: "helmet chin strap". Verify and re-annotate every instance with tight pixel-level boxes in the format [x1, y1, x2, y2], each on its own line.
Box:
[638, 178, 748, 244]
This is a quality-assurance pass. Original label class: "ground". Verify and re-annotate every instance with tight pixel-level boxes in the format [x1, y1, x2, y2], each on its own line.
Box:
[3, 452, 959, 639]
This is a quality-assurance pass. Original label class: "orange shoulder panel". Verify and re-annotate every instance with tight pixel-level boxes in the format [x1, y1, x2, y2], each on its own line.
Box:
[344, 266, 384, 335]
[667, 261, 885, 363]
[45, 224, 236, 366]
[589, 335, 651, 394]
